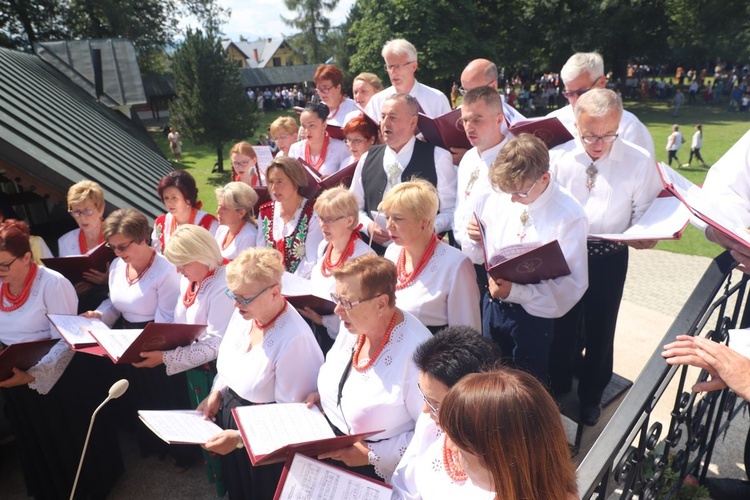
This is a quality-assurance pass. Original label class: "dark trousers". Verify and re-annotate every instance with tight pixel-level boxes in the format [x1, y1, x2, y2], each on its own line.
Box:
[689, 147, 705, 165]
[550, 247, 629, 406]
[668, 149, 681, 166]
[482, 293, 553, 384]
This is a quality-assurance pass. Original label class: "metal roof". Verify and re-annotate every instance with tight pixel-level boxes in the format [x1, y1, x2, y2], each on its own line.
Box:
[0, 47, 172, 221]
[142, 74, 176, 99]
[240, 64, 318, 88]
[33, 39, 148, 107]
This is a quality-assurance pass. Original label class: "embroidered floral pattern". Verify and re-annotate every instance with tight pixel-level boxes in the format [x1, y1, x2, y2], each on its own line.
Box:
[259, 200, 314, 273]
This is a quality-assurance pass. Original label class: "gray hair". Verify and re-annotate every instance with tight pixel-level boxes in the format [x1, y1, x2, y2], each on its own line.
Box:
[574, 88, 622, 120]
[215, 181, 259, 225]
[382, 39, 418, 62]
[384, 93, 419, 117]
[561, 52, 604, 84]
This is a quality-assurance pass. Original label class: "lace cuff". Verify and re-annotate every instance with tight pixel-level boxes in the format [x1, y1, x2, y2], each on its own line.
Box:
[163, 335, 221, 375]
[28, 342, 75, 395]
[322, 314, 340, 340]
[368, 439, 408, 483]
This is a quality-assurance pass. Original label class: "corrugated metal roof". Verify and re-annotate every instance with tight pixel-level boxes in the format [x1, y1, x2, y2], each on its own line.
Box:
[142, 74, 175, 99]
[240, 64, 318, 88]
[0, 47, 172, 221]
[33, 39, 148, 107]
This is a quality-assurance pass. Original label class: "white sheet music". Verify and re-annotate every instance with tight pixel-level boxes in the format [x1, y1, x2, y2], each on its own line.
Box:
[281, 272, 331, 301]
[254, 145, 274, 174]
[234, 403, 335, 457]
[277, 453, 391, 500]
[46, 314, 108, 346]
[591, 195, 691, 241]
[138, 410, 223, 444]
[89, 329, 141, 360]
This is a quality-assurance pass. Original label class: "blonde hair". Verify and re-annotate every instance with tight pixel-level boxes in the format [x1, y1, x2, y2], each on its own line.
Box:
[67, 180, 105, 211]
[574, 88, 622, 120]
[163, 224, 223, 270]
[270, 116, 299, 137]
[331, 254, 397, 308]
[353, 72, 383, 93]
[216, 182, 259, 226]
[314, 187, 359, 231]
[490, 134, 549, 193]
[226, 247, 284, 290]
[378, 179, 438, 228]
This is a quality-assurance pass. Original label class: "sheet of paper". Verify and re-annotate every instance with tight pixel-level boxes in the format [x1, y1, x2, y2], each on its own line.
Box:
[89, 329, 141, 360]
[138, 410, 223, 444]
[276, 453, 391, 500]
[281, 272, 331, 301]
[591, 195, 691, 241]
[254, 145, 274, 174]
[235, 403, 335, 457]
[47, 314, 108, 346]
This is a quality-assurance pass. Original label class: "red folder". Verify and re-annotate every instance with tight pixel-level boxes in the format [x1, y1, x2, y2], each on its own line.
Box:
[253, 187, 273, 214]
[508, 116, 573, 149]
[42, 243, 116, 283]
[0, 339, 59, 381]
[417, 108, 471, 151]
[285, 295, 336, 316]
[326, 124, 345, 141]
[297, 159, 358, 200]
[89, 323, 206, 365]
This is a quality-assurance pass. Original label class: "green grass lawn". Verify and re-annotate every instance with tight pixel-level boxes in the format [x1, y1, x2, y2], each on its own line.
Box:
[149, 101, 748, 257]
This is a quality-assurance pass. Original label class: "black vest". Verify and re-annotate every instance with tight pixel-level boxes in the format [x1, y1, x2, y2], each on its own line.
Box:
[361, 140, 438, 215]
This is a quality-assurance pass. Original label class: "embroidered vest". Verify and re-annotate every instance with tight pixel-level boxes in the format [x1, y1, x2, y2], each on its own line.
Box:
[259, 200, 315, 273]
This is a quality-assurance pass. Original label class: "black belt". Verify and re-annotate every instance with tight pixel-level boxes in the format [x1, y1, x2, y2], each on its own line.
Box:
[587, 240, 626, 257]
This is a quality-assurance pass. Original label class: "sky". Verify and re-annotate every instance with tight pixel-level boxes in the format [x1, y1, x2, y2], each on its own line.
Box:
[178, 0, 357, 42]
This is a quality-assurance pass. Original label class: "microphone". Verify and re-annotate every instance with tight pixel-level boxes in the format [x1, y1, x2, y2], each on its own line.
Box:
[70, 379, 129, 500]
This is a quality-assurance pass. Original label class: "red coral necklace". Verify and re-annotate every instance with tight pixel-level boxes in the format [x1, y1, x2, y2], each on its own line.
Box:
[442, 436, 468, 483]
[0, 263, 38, 312]
[352, 311, 397, 372]
[183, 269, 217, 308]
[396, 235, 439, 290]
[320, 228, 360, 277]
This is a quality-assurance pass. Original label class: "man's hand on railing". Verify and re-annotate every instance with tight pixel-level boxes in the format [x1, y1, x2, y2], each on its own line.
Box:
[662, 334, 750, 401]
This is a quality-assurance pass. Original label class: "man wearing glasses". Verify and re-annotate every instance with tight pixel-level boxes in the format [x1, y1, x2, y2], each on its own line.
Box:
[364, 39, 451, 123]
[547, 52, 655, 158]
[548, 89, 663, 426]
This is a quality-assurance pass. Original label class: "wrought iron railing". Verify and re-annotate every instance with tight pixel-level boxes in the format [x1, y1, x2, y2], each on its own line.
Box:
[577, 251, 750, 498]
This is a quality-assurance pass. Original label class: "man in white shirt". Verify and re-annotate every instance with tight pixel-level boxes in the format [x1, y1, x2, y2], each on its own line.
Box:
[364, 39, 451, 122]
[465, 134, 588, 383]
[350, 93, 456, 254]
[549, 89, 663, 426]
[547, 52, 655, 158]
[666, 124, 684, 167]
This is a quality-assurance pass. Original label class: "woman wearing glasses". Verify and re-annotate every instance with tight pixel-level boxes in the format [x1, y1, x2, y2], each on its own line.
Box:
[298, 187, 374, 353]
[306, 254, 432, 482]
[199, 247, 323, 499]
[313, 64, 360, 128]
[380, 180, 480, 333]
[214, 182, 258, 261]
[288, 102, 350, 176]
[270, 117, 300, 158]
[229, 141, 264, 187]
[58, 180, 110, 312]
[343, 114, 379, 165]
[391, 326, 499, 500]
[152, 170, 218, 253]
[0, 220, 123, 499]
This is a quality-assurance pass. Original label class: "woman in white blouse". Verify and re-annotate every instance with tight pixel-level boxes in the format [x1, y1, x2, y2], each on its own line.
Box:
[0, 220, 122, 498]
[380, 180, 481, 333]
[299, 187, 375, 352]
[256, 157, 324, 278]
[199, 247, 323, 499]
[306, 254, 432, 482]
[312, 64, 360, 127]
[288, 102, 350, 176]
[214, 182, 259, 261]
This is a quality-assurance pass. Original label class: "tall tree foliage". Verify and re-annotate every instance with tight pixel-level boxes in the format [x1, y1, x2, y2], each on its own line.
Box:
[282, 0, 339, 63]
[169, 29, 257, 172]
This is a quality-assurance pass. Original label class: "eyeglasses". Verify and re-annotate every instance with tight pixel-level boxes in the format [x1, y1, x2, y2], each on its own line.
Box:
[502, 177, 541, 198]
[345, 137, 366, 145]
[384, 61, 415, 72]
[417, 383, 440, 415]
[69, 208, 96, 218]
[225, 285, 272, 307]
[319, 216, 345, 225]
[580, 133, 619, 145]
[330, 292, 379, 310]
[561, 76, 602, 99]
[231, 160, 253, 168]
[105, 240, 135, 253]
[0, 256, 19, 272]
[317, 85, 334, 93]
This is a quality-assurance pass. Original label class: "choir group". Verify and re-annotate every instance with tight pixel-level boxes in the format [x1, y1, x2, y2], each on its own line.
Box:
[3, 37, 743, 500]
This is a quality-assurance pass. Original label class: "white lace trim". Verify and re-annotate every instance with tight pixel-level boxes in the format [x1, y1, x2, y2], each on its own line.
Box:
[27, 342, 74, 394]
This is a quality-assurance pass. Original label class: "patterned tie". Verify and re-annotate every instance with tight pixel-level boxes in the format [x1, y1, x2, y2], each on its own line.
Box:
[388, 163, 402, 186]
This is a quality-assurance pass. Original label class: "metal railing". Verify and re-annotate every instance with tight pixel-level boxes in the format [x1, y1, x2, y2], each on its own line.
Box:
[578, 251, 750, 498]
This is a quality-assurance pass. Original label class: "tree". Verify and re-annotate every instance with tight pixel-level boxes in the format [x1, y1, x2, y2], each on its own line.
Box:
[169, 29, 257, 173]
[282, 0, 339, 64]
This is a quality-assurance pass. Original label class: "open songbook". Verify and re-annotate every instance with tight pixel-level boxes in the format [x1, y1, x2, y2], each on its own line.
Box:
[138, 409, 223, 445]
[417, 108, 471, 151]
[233, 403, 382, 466]
[281, 272, 336, 316]
[657, 162, 750, 250]
[41, 242, 115, 284]
[273, 452, 391, 500]
[589, 188, 691, 241]
[47, 314, 206, 364]
[297, 158, 358, 200]
[0, 339, 59, 381]
[507, 116, 573, 149]
[474, 214, 571, 284]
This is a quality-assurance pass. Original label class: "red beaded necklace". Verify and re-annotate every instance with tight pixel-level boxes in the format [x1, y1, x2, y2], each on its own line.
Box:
[182, 268, 217, 308]
[396, 235, 439, 290]
[222, 222, 245, 250]
[320, 228, 361, 277]
[78, 229, 104, 254]
[254, 298, 287, 330]
[352, 311, 397, 372]
[126, 250, 156, 286]
[0, 263, 38, 312]
[442, 437, 468, 483]
[170, 207, 197, 236]
[304, 134, 330, 170]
